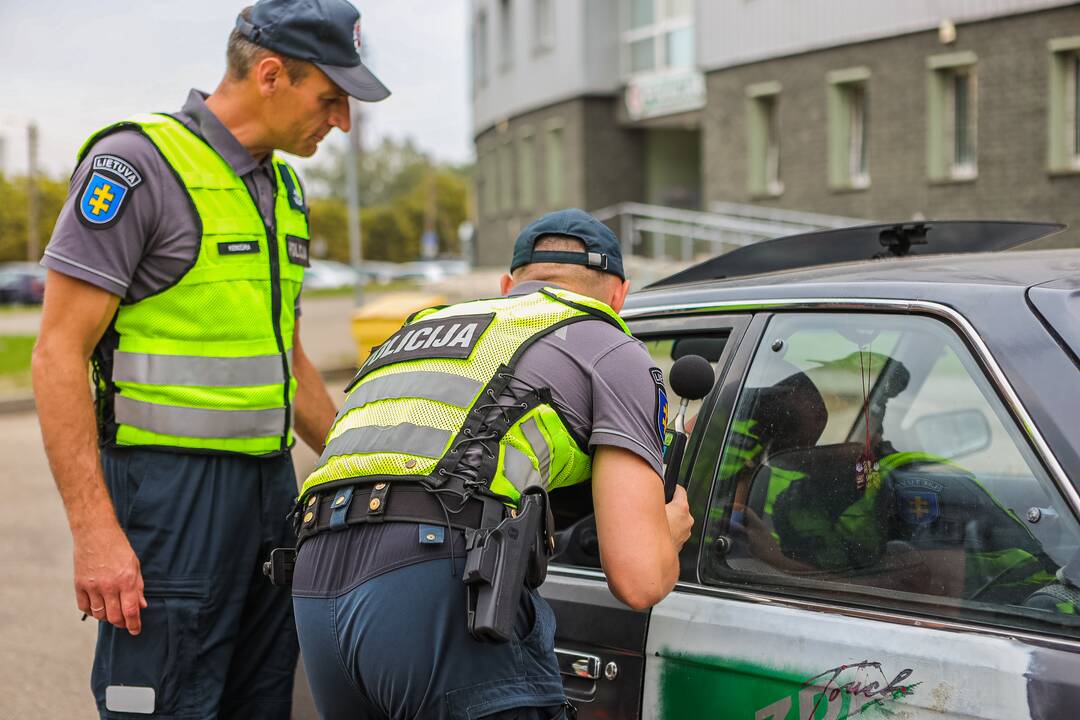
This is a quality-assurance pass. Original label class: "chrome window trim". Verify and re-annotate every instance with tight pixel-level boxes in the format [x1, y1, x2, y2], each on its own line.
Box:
[670, 581, 1080, 654]
[546, 566, 1080, 653]
[622, 297, 1080, 520]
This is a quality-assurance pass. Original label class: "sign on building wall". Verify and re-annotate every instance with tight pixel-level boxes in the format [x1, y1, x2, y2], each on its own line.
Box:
[625, 69, 706, 121]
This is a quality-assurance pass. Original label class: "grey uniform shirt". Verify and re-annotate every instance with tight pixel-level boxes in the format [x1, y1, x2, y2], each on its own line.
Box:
[43, 89, 299, 311]
[293, 281, 666, 596]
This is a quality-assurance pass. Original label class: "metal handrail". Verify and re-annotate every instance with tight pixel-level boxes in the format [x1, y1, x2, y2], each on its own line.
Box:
[591, 201, 868, 262]
[708, 200, 865, 229]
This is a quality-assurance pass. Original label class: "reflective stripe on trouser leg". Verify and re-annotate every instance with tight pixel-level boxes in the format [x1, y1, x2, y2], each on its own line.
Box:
[114, 396, 286, 439]
[319, 424, 452, 463]
[341, 372, 482, 412]
[112, 350, 293, 387]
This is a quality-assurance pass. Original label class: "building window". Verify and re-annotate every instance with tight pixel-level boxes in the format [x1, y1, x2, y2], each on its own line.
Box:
[498, 142, 514, 213]
[518, 131, 536, 210]
[545, 124, 565, 207]
[474, 11, 489, 89]
[827, 67, 870, 190]
[481, 152, 497, 218]
[1048, 36, 1080, 173]
[622, 0, 694, 78]
[476, 155, 487, 219]
[533, 0, 554, 54]
[746, 82, 782, 197]
[498, 0, 514, 73]
[927, 51, 978, 181]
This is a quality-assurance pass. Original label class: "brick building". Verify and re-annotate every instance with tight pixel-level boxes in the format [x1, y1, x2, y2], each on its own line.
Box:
[470, 0, 1080, 265]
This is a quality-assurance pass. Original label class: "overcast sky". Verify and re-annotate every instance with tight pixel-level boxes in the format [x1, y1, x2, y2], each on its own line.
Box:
[0, 0, 472, 180]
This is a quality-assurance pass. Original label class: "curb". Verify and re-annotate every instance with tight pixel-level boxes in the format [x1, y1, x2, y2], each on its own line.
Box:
[0, 367, 358, 417]
[0, 395, 35, 415]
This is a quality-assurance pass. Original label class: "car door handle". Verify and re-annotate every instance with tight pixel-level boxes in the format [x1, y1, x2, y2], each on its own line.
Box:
[554, 647, 601, 680]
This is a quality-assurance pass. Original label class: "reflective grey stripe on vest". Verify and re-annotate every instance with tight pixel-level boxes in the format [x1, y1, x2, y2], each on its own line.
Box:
[320, 423, 451, 463]
[519, 417, 550, 485]
[504, 444, 542, 491]
[114, 395, 286, 439]
[113, 350, 293, 387]
[343, 372, 481, 413]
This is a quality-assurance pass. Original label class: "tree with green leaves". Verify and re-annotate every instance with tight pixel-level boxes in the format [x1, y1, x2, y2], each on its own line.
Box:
[305, 136, 473, 263]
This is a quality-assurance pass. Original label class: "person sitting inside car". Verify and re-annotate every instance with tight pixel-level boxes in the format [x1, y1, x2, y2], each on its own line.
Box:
[728, 357, 1059, 605]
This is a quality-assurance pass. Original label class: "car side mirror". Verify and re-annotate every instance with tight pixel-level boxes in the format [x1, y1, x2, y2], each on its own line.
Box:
[912, 408, 991, 459]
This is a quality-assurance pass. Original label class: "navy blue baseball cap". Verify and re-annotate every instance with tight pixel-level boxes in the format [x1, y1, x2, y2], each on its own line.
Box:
[511, 209, 625, 279]
[236, 0, 390, 102]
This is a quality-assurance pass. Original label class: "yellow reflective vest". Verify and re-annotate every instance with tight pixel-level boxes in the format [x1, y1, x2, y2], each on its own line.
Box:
[300, 287, 633, 506]
[81, 114, 308, 455]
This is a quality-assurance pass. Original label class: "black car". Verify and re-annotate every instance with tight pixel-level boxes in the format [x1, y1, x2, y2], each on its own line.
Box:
[0, 262, 47, 304]
[544, 221, 1080, 719]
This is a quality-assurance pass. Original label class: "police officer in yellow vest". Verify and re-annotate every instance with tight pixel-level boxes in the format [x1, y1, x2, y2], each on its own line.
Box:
[291, 210, 694, 719]
[32, 2, 389, 716]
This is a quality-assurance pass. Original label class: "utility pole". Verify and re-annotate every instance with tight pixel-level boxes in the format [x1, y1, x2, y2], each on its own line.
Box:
[345, 100, 364, 270]
[27, 122, 40, 261]
[421, 166, 438, 260]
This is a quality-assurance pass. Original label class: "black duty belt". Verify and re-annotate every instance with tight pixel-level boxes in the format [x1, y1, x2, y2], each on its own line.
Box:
[296, 482, 506, 546]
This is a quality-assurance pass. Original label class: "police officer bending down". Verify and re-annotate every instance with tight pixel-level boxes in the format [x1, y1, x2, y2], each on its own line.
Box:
[33, 1, 389, 716]
[292, 209, 694, 719]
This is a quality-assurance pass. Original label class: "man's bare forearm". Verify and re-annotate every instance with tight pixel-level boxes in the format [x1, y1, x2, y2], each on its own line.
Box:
[291, 340, 337, 453]
[32, 337, 118, 532]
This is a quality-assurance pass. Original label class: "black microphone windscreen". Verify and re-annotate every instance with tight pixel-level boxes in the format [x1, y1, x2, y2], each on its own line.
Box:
[669, 354, 715, 401]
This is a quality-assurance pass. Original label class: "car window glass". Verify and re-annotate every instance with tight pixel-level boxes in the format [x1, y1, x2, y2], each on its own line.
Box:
[700, 312, 1080, 636]
[551, 331, 729, 570]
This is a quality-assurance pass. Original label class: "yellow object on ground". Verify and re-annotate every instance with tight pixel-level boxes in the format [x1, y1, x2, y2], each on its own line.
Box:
[351, 292, 446, 367]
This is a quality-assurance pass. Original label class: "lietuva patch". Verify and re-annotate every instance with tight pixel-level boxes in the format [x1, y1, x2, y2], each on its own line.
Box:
[77, 154, 143, 229]
[286, 235, 310, 266]
[651, 367, 668, 444]
[358, 313, 496, 378]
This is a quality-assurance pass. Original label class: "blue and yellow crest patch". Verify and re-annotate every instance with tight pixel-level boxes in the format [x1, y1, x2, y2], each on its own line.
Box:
[78, 154, 143, 229]
[899, 489, 940, 525]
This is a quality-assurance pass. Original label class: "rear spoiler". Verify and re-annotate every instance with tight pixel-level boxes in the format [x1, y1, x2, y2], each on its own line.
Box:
[647, 220, 1065, 288]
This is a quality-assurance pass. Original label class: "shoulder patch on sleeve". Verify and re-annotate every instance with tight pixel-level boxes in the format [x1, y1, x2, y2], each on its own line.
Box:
[77, 154, 144, 229]
[651, 367, 669, 444]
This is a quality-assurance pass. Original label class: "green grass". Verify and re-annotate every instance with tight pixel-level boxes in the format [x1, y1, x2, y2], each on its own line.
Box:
[0, 334, 35, 389]
[0, 304, 42, 315]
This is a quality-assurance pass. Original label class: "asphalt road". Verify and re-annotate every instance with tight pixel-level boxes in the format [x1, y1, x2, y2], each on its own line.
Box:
[0, 408, 326, 719]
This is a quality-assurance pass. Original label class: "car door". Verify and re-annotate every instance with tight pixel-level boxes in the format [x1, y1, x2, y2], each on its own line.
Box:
[641, 307, 1080, 719]
[541, 314, 751, 719]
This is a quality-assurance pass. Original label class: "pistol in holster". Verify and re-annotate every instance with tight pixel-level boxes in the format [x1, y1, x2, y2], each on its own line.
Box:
[462, 486, 555, 643]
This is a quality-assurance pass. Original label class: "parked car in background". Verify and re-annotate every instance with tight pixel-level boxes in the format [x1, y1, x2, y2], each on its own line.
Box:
[397, 259, 472, 284]
[303, 259, 473, 289]
[303, 259, 362, 291]
[544, 221, 1080, 719]
[0, 262, 46, 304]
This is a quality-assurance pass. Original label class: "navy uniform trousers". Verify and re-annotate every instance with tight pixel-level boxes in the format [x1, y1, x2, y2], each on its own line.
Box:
[292, 525, 569, 720]
[93, 447, 299, 719]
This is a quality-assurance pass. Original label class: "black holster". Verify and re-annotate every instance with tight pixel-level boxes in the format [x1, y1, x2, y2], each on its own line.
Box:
[462, 486, 554, 643]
